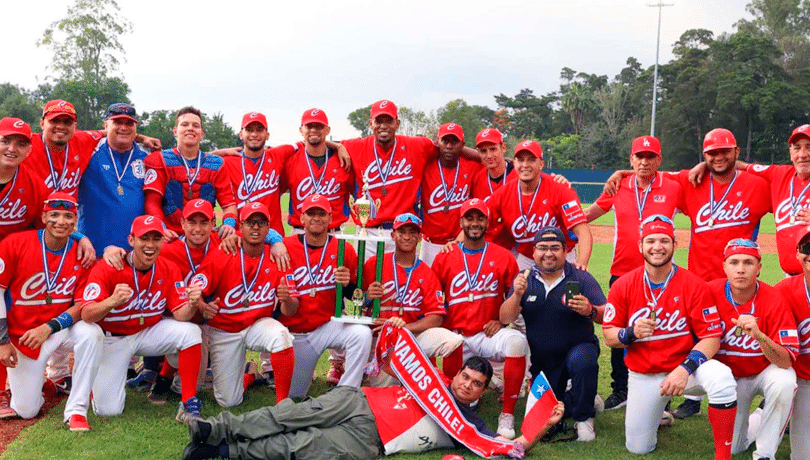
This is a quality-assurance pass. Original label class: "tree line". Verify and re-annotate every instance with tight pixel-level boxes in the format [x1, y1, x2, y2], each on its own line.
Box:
[1, 0, 808, 171]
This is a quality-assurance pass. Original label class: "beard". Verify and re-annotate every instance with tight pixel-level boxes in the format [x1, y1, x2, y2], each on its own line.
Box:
[643, 251, 673, 267]
[462, 225, 486, 241]
[246, 144, 264, 153]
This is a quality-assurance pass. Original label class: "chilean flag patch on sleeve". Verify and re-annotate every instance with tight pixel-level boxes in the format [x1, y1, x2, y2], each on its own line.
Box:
[779, 329, 799, 347]
[702, 306, 720, 323]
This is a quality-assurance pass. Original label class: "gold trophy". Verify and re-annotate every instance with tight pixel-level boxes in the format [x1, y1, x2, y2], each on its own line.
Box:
[334, 182, 385, 324]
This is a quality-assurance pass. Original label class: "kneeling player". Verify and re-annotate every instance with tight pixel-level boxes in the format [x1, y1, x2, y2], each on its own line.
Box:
[0, 193, 102, 430]
[603, 215, 737, 459]
[191, 202, 296, 407]
[81, 215, 203, 422]
[709, 239, 797, 460]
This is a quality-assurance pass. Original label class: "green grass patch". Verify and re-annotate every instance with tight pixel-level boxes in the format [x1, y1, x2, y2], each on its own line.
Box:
[3, 241, 791, 459]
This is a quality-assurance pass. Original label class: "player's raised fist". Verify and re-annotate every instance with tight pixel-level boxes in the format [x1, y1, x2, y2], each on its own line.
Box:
[633, 317, 656, 340]
[111, 284, 134, 306]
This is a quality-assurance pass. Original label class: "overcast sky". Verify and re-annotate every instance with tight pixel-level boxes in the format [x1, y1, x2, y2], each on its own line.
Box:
[3, 0, 751, 145]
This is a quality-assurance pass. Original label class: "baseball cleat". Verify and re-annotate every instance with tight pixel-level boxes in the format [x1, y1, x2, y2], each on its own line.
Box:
[672, 398, 701, 419]
[604, 390, 628, 410]
[148, 375, 172, 405]
[68, 414, 90, 432]
[497, 412, 515, 439]
[0, 390, 17, 419]
[54, 376, 72, 395]
[126, 369, 156, 392]
[176, 397, 203, 424]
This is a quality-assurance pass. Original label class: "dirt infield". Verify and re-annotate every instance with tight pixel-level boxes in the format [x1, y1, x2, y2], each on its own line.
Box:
[589, 224, 778, 253]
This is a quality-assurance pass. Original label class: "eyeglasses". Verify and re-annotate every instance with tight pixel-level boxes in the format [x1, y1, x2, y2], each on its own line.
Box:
[45, 200, 77, 210]
[534, 244, 564, 253]
[394, 213, 422, 226]
[242, 219, 269, 228]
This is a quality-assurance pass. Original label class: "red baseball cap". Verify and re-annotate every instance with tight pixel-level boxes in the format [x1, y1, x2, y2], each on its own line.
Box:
[514, 139, 543, 159]
[182, 199, 214, 219]
[301, 108, 329, 126]
[0, 117, 32, 140]
[42, 99, 77, 121]
[723, 238, 761, 261]
[393, 213, 422, 231]
[241, 112, 268, 130]
[131, 215, 165, 237]
[239, 202, 270, 222]
[460, 198, 489, 218]
[640, 215, 674, 239]
[438, 122, 464, 142]
[631, 135, 661, 157]
[301, 194, 331, 213]
[475, 128, 503, 147]
[703, 128, 737, 153]
[370, 100, 397, 120]
[43, 191, 78, 212]
[788, 124, 810, 145]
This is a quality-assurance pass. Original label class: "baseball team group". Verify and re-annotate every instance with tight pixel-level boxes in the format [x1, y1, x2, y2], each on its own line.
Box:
[0, 97, 808, 460]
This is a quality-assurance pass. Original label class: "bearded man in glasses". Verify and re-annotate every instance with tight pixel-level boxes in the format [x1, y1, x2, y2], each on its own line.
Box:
[603, 215, 738, 459]
[501, 226, 606, 442]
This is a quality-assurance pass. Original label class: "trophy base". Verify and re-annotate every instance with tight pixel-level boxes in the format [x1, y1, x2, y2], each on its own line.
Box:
[332, 315, 376, 325]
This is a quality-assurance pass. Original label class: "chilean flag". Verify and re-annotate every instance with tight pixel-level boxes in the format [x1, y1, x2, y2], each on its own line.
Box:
[779, 329, 799, 347]
[520, 372, 559, 440]
[702, 306, 720, 323]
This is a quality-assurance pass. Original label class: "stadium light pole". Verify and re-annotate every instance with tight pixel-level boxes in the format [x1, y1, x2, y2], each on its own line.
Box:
[648, 2, 673, 136]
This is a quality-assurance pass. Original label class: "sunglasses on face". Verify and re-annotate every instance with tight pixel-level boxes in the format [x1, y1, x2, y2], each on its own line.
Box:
[46, 200, 77, 210]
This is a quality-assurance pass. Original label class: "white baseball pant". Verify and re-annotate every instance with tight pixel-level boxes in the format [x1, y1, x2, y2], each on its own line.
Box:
[625, 360, 737, 454]
[790, 378, 810, 460]
[204, 317, 292, 407]
[91, 319, 201, 416]
[8, 321, 102, 421]
[368, 327, 463, 387]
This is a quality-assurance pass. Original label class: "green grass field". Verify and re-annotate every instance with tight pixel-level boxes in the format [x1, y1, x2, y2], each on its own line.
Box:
[1, 198, 790, 459]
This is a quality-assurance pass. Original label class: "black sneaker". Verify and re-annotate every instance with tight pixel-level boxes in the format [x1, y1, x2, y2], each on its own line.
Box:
[604, 390, 628, 410]
[148, 375, 172, 405]
[673, 399, 701, 419]
[54, 377, 72, 395]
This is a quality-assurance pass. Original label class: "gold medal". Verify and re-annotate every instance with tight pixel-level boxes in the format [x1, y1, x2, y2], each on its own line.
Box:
[734, 326, 743, 337]
[443, 205, 449, 213]
[310, 288, 316, 297]
[45, 294, 52, 305]
[398, 306, 404, 316]
[708, 218, 714, 228]
[468, 293, 474, 302]
[243, 297, 250, 308]
[791, 215, 796, 225]
[117, 184, 124, 196]
[649, 310, 656, 321]
[139, 317, 144, 325]
[187, 189, 194, 200]
[381, 186, 387, 196]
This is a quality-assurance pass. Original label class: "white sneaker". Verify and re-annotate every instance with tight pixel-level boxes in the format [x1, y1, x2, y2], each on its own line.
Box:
[659, 410, 674, 427]
[497, 412, 516, 439]
[594, 394, 605, 413]
[575, 418, 596, 441]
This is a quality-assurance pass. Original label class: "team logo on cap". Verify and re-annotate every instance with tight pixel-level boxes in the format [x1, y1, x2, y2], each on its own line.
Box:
[144, 216, 155, 225]
[83, 283, 101, 301]
[249, 112, 259, 118]
[799, 125, 809, 133]
[251, 202, 261, 210]
[522, 140, 532, 147]
[12, 120, 24, 129]
[311, 109, 320, 116]
[194, 199, 205, 208]
[144, 169, 157, 185]
[643, 138, 650, 147]
[448, 123, 456, 131]
[379, 101, 389, 108]
[469, 198, 480, 205]
[59, 101, 67, 107]
[311, 194, 322, 200]
[481, 129, 491, 137]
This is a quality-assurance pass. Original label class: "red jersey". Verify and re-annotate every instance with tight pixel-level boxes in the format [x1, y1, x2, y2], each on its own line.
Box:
[342, 135, 437, 227]
[80, 256, 188, 335]
[432, 243, 518, 336]
[710, 279, 797, 378]
[159, 232, 222, 284]
[193, 246, 283, 333]
[776, 276, 810, 380]
[671, 169, 771, 281]
[488, 174, 587, 257]
[420, 158, 482, 242]
[26, 130, 104, 196]
[362, 253, 445, 324]
[283, 148, 354, 230]
[223, 146, 297, 236]
[594, 172, 681, 277]
[0, 164, 48, 242]
[280, 235, 358, 333]
[0, 231, 86, 359]
[471, 162, 518, 200]
[143, 149, 235, 233]
[604, 266, 722, 374]
[746, 163, 807, 274]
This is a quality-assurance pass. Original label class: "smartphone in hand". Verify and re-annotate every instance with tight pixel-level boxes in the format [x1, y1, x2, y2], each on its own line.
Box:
[565, 281, 581, 307]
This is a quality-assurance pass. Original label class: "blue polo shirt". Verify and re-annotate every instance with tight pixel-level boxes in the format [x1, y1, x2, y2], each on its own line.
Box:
[511, 262, 606, 357]
[78, 139, 148, 253]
